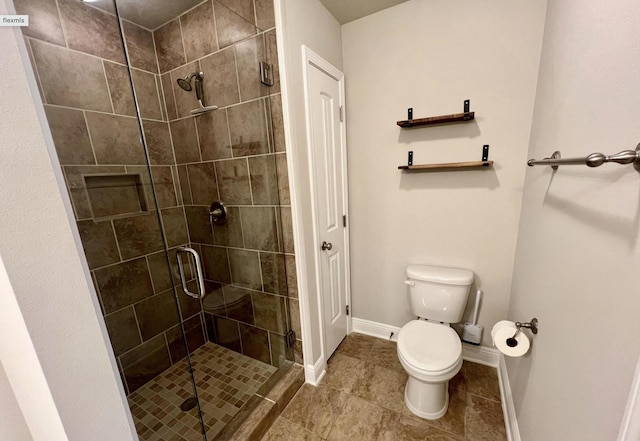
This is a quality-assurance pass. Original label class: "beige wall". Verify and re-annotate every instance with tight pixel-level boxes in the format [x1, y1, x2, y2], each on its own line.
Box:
[342, 0, 547, 344]
[0, 255, 68, 441]
[0, 1, 137, 438]
[0, 346, 33, 440]
[277, 0, 343, 370]
[507, 0, 640, 439]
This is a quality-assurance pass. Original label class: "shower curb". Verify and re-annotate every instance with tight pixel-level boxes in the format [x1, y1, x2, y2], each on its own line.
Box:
[213, 364, 304, 441]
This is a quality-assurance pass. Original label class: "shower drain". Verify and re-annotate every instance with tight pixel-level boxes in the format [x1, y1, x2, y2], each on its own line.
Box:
[180, 397, 198, 411]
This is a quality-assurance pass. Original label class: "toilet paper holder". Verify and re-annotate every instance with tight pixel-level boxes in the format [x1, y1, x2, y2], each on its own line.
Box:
[515, 318, 538, 335]
[507, 318, 538, 347]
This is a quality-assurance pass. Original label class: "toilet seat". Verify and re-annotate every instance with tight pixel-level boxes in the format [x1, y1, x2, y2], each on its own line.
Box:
[398, 320, 462, 381]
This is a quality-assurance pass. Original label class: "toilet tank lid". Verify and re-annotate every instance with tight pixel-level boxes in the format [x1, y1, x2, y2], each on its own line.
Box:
[406, 265, 474, 285]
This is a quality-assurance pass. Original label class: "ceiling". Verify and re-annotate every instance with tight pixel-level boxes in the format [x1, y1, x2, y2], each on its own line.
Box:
[89, 0, 409, 31]
[118, 0, 204, 30]
[318, 0, 410, 24]
[89, 0, 204, 30]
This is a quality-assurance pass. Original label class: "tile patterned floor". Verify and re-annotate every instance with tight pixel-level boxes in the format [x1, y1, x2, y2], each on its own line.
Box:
[261, 333, 507, 441]
[128, 342, 277, 441]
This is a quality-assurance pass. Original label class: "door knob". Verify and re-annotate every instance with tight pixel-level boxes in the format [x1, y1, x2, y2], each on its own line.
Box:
[321, 241, 333, 251]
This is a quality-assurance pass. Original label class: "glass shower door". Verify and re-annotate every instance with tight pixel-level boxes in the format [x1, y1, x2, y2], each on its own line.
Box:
[16, 0, 296, 437]
[14, 0, 207, 438]
[109, 0, 296, 438]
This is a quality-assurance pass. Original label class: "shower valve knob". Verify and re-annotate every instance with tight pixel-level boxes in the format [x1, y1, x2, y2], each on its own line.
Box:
[209, 201, 227, 226]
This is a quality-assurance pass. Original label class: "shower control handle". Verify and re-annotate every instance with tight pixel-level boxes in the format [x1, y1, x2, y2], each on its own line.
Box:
[209, 201, 227, 226]
[176, 247, 206, 299]
[321, 241, 332, 251]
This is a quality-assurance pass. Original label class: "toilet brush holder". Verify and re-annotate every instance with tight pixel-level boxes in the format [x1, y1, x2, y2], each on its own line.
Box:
[462, 289, 483, 345]
[462, 322, 483, 345]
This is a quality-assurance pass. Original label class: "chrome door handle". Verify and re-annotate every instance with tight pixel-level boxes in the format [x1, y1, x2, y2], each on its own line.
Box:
[321, 241, 333, 251]
[176, 247, 206, 299]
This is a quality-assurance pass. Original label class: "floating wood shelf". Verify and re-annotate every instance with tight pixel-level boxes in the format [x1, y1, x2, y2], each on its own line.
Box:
[398, 160, 494, 171]
[397, 100, 475, 127]
[397, 112, 475, 128]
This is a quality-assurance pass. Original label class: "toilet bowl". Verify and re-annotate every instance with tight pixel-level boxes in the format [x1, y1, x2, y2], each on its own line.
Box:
[398, 264, 473, 420]
[397, 320, 463, 419]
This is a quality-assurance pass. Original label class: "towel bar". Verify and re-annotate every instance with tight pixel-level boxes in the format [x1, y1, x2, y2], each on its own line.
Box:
[527, 144, 640, 172]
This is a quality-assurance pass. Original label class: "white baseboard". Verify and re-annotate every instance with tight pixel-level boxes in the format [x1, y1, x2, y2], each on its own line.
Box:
[351, 316, 519, 440]
[498, 355, 521, 441]
[351, 317, 400, 341]
[304, 357, 326, 386]
[352, 317, 500, 368]
[461, 343, 500, 367]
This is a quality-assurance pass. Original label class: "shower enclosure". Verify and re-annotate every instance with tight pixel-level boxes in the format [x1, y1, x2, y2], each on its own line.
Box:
[14, 0, 296, 439]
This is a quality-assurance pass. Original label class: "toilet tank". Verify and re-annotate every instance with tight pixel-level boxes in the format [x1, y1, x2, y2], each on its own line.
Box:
[405, 265, 474, 323]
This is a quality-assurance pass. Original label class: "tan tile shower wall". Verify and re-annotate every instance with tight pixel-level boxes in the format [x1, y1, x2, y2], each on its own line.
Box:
[16, 0, 301, 392]
[15, 0, 209, 394]
[148, 0, 302, 369]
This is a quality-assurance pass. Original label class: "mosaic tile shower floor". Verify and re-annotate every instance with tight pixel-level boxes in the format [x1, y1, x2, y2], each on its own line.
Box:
[128, 342, 277, 441]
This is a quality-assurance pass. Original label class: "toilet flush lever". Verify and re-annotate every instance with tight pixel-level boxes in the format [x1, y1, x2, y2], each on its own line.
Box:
[404, 280, 415, 286]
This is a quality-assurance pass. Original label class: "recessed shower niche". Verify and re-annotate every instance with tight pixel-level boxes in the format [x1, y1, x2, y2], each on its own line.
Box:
[84, 173, 148, 220]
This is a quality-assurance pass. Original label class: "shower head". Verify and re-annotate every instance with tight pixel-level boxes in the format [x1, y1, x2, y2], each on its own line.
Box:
[176, 71, 217, 114]
[177, 72, 203, 92]
[177, 77, 192, 91]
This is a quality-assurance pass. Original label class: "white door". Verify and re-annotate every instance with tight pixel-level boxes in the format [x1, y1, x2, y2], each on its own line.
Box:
[305, 55, 349, 359]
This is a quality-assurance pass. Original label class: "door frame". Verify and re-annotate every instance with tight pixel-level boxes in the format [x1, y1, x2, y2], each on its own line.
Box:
[618, 351, 640, 440]
[301, 45, 352, 370]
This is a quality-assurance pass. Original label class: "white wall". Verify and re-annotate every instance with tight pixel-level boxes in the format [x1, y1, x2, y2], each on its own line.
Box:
[276, 0, 343, 373]
[507, 1, 640, 440]
[0, 3, 138, 439]
[342, 0, 547, 344]
[0, 359, 32, 441]
[0, 255, 67, 440]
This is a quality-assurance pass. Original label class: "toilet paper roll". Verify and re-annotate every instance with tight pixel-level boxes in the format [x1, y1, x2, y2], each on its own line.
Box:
[491, 320, 515, 341]
[493, 326, 530, 357]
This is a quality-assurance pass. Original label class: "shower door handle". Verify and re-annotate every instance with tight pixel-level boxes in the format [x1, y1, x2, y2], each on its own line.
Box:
[176, 247, 206, 299]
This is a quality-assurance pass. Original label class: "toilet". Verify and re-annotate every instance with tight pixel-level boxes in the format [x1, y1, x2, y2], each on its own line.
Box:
[398, 264, 474, 420]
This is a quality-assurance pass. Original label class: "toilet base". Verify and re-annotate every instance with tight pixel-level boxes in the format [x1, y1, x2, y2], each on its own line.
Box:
[404, 376, 449, 420]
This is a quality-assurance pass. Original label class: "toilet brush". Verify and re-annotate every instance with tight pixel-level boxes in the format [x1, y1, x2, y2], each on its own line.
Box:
[462, 289, 483, 345]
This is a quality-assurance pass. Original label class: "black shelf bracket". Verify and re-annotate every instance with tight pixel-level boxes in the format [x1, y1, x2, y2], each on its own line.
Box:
[463, 99, 471, 120]
[482, 144, 489, 161]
